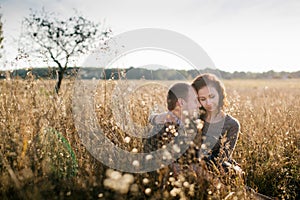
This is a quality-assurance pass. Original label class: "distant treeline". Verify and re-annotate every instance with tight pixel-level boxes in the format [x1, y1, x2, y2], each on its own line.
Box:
[1, 67, 300, 80]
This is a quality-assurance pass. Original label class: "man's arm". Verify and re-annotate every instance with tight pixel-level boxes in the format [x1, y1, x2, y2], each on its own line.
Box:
[148, 112, 169, 125]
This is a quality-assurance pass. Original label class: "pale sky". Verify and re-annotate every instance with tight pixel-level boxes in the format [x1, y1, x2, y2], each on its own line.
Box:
[1, 0, 300, 72]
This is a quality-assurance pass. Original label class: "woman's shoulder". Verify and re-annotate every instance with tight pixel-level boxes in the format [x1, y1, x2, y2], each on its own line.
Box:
[225, 114, 240, 128]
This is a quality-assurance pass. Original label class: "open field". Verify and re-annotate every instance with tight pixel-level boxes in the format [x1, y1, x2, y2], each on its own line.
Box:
[0, 77, 299, 199]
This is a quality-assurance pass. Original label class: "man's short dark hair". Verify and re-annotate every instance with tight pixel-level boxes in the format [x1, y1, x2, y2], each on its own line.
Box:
[167, 83, 190, 111]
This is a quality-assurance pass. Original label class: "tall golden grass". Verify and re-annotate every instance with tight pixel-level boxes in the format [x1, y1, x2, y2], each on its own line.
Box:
[0, 76, 299, 199]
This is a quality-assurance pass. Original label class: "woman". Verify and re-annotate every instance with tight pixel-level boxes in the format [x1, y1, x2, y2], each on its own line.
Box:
[149, 73, 241, 172]
[192, 74, 273, 199]
[191, 73, 240, 171]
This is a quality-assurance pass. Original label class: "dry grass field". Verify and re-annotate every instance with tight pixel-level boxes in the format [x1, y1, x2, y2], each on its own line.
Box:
[0, 76, 299, 199]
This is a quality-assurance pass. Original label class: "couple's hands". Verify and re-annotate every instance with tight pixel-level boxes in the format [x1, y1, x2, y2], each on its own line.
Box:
[149, 112, 178, 125]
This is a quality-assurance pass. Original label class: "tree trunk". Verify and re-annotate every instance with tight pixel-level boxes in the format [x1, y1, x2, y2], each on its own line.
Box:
[55, 69, 64, 94]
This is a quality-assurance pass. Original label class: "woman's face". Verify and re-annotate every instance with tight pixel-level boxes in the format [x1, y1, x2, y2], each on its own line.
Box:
[197, 85, 220, 113]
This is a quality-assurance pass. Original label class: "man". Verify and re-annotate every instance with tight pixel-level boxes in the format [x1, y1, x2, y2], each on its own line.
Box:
[143, 82, 201, 191]
[149, 82, 200, 128]
[144, 82, 200, 157]
[166, 82, 200, 125]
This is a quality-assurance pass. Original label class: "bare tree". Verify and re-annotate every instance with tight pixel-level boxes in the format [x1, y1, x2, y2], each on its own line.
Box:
[0, 13, 3, 56]
[19, 9, 111, 93]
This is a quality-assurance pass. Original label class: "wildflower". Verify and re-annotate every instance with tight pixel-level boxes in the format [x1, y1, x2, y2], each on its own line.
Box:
[188, 184, 195, 196]
[131, 148, 138, 153]
[182, 110, 189, 116]
[132, 160, 139, 167]
[170, 188, 181, 197]
[145, 188, 151, 195]
[174, 180, 182, 188]
[173, 144, 181, 153]
[142, 178, 150, 185]
[195, 119, 204, 130]
[122, 174, 134, 184]
[178, 174, 185, 182]
[110, 171, 122, 180]
[106, 169, 114, 177]
[201, 143, 207, 150]
[103, 169, 134, 194]
[184, 118, 190, 126]
[183, 181, 190, 188]
[98, 193, 103, 198]
[145, 154, 153, 160]
[169, 177, 175, 183]
[163, 150, 172, 160]
[124, 136, 131, 143]
[216, 182, 222, 190]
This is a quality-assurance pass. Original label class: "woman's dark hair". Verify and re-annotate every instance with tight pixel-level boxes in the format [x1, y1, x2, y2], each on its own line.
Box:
[191, 73, 228, 112]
